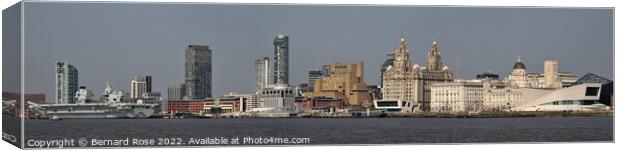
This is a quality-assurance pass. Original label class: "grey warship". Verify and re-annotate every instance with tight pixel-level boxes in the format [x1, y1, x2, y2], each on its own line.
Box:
[28, 82, 159, 119]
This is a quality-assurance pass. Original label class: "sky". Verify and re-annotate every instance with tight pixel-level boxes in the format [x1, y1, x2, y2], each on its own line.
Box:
[11, 2, 613, 102]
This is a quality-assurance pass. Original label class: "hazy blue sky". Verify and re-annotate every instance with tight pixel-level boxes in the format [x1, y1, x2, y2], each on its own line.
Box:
[17, 2, 612, 102]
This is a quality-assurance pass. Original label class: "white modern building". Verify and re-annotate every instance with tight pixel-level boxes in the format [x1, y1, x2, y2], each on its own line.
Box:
[373, 99, 416, 113]
[510, 83, 610, 112]
[258, 84, 295, 113]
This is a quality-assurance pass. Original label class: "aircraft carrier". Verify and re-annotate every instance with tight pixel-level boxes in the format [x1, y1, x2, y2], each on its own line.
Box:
[28, 82, 159, 119]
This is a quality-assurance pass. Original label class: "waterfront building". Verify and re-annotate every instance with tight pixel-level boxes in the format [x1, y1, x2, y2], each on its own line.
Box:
[295, 96, 345, 113]
[167, 84, 186, 100]
[166, 100, 205, 115]
[273, 34, 289, 85]
[507, 58, 573, 88]
[430, 80, 484, 112]
[255, 57, 270, 90]
[185, 45, 212, 99]
[373, 99, 416, 113]
[204, 97, 244, 114]
[258, 84, 296, 113]
[306, 61, 373, 109]
[481, 79, 521, 111]
[482, 75, 610, 112]
[307, 69, 322, 92]
[225, 92, 259, 112]
[130, 75, 150, 99]
[380, 37, 452, 112]
[573, 73, 613, 108]
[510, 83, 610, 111]
[56, 61, 79, 104]
[507, 55, 530, 88]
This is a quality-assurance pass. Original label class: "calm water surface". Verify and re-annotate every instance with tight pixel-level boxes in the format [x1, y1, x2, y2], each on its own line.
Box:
[15, 116, 614, 146]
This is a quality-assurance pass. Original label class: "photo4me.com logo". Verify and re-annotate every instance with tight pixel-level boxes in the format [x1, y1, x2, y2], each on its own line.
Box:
[2, 132, 17, 143]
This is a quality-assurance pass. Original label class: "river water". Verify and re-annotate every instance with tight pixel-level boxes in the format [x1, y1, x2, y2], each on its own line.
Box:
[8, 116, 613, 148]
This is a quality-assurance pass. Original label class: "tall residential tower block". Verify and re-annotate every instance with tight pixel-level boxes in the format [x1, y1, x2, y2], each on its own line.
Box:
[185, 45, 212, 100]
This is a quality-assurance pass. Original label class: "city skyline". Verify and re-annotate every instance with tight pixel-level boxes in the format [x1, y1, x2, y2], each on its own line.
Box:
[10, 3, 612, 102]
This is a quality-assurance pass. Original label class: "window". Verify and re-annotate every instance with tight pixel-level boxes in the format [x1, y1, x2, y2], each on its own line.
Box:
[585, 87, 599, 96]
[377, 101, 398, 107]
[578, 100, 596, 105]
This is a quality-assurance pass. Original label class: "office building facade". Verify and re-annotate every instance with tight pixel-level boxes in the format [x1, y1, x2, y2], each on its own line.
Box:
[185, 45, 212, 99]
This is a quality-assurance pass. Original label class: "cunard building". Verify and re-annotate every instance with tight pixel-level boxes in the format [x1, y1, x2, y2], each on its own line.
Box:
[376, 37, 452, 112]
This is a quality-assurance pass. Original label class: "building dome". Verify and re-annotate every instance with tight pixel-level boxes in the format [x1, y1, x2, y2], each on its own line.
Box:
[513, 61, 526, 70]
[512, 55, 526, 70]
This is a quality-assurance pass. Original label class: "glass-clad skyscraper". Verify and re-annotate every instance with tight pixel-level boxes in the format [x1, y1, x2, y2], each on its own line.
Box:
[273, 34, 289, 85]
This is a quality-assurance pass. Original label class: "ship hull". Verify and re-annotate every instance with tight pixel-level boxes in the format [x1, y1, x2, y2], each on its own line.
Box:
[28, 102, 158, 119]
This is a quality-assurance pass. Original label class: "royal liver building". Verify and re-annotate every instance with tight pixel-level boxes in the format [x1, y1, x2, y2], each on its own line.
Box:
[381, 37, 452, 111]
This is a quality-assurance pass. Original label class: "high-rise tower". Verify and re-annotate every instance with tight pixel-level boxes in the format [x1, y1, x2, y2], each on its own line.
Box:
[273, 34, 289, 85]
[255, 57, 270, 91]
[56, 61, 79, 104]
[185, 45, 212, 100]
